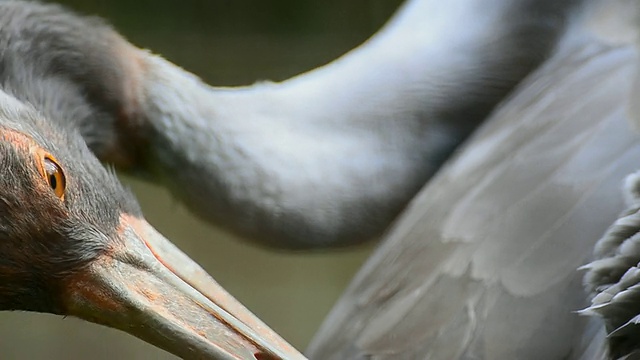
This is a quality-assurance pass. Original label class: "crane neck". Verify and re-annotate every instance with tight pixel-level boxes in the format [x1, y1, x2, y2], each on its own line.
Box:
[135, 0, 575, 248]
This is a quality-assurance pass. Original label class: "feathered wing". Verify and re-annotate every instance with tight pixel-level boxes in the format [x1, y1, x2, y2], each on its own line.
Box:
[307, 21, 640, 360]
[582, 170, 640, 359]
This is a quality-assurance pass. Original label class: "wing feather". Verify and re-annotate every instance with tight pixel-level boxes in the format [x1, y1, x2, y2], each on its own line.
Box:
[307, 31, 640, 360]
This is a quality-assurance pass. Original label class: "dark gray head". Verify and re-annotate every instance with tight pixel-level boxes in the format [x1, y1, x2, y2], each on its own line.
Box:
[0, 3, 303, 357]
[0, 90, 305, 359]
[0, 91, 138, 313]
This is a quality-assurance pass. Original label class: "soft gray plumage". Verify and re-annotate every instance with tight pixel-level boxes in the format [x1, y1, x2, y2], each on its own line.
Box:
[125, 0, 577, 249]
[6, 0, 640, 358]
[307, 0, 640, 358]
[583, 171, 640, 358]
[0, 0, 571, 250]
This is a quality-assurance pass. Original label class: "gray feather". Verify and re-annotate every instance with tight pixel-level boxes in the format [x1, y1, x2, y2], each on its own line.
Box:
[307, 4, 640, 358]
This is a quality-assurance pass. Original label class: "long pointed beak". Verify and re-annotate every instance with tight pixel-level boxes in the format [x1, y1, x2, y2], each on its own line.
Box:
[62, 214, 306, 360]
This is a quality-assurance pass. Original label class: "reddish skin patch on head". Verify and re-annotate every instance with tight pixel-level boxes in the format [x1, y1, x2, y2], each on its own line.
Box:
[0, 129, 36, 150]
[0, 129, 45, 177]
[62, 258, 125, 317]
[0, 128, 68, 203]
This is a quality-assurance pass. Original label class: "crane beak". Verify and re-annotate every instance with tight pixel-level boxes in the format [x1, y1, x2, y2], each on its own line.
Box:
[62, 214, 306, 360]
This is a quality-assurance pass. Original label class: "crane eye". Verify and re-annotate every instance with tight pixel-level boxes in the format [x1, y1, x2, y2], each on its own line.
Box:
[42, 156, 66, 200]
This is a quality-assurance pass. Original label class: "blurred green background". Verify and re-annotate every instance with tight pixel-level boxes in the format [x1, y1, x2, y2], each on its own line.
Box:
[0, 0, 404, 358]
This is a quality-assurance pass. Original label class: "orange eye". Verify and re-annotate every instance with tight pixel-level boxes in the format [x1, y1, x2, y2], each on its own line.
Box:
[42, 156, 66, 200]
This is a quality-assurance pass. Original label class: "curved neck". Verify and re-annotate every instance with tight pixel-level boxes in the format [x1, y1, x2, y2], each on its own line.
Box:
[137, 0, 575, 248]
